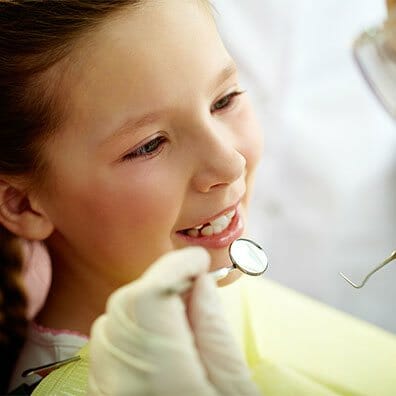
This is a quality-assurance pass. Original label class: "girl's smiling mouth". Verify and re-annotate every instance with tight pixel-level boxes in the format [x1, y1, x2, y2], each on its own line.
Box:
[176, 205, 244, 249]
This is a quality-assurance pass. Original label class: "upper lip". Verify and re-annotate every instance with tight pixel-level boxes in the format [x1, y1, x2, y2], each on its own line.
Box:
[178, 198, 242, 231]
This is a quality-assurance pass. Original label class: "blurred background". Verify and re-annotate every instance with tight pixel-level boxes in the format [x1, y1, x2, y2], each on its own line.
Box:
[213, 0, 396, 332]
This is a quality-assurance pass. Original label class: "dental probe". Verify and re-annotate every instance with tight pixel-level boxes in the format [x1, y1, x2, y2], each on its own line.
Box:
[340, 250, 396, 289]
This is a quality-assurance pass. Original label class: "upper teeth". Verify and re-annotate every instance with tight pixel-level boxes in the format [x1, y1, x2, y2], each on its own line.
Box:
[187, 209, 236, 237]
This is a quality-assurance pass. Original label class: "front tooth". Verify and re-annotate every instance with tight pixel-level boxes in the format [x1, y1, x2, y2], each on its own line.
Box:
[210, 215, 229, 228]
[194, 224, 204, 229]
[201, 225, 213, 236]
[187, 229, 199, 237]
[213, 225, 224, 234]
[226, 210, 236, 219]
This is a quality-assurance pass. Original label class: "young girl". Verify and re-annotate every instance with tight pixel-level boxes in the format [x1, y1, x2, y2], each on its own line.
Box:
[1, 1, 396, 395]
[1, 0, 262, 392]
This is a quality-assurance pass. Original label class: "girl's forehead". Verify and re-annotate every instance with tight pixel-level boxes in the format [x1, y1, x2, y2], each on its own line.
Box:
[86, 0, 216, 48]
[54, 0, 230, 142]
[68, 0, 221, 90]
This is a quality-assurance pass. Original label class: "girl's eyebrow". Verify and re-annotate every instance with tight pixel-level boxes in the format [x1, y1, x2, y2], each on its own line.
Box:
[103, 62, 238, 145]
[102, 111, 163, 146]
[210, 61, 238, 91]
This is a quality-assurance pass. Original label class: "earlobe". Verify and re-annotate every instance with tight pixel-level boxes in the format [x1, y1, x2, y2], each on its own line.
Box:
[0, 180, 54, 240]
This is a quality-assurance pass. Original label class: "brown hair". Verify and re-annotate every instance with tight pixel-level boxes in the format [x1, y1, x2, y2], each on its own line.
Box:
[0, 1, 143, 391]
[0, 228, 26, 392]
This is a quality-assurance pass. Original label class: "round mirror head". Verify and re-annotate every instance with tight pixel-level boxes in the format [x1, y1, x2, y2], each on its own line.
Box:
[229, 238, 268, 276]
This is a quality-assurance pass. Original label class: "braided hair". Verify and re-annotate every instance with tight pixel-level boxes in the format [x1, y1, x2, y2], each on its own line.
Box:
[0, 227, 26, 392]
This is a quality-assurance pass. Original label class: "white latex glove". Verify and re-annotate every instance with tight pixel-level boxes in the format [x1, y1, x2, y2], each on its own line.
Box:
[88, 246, 260, 396]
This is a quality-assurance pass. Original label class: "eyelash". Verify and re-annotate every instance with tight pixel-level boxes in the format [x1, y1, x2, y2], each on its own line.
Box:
[122, 135, 167, 161]
[210, 90, 245, 113]
[122, 90, 245, 161]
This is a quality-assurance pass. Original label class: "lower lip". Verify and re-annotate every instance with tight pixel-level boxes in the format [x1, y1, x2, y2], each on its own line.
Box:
[176, 208, 244, 249]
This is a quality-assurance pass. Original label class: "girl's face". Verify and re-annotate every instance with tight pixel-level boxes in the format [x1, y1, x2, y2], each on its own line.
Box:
[39, 0, 263, 287]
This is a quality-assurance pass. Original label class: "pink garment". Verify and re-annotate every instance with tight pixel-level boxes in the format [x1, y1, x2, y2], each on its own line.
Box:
[21, 240, 52, 319]
[8, 241, 86, 391]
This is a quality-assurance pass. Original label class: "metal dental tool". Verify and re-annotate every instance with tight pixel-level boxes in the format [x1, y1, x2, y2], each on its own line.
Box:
[211, 238, 268, 279]
[339, 250, 396, 289]
[168, 238, 269, 294]
[22, 356, 81, 379]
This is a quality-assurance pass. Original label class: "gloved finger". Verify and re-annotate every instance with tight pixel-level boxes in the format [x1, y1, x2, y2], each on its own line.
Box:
[89, 315, 155, 395]
[90, 314, 219, 396]
[188, 274, 260, 396]
[140, 246, 211, 293]
[188, 274, 247, 371]
[91, 260, 221, 396]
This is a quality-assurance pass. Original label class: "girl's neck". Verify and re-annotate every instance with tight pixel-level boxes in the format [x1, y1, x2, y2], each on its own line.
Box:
[35, 258, 117, 336]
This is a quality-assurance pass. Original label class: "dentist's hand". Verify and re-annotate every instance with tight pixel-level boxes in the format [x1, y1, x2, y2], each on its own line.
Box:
[88, 247, 260, 396]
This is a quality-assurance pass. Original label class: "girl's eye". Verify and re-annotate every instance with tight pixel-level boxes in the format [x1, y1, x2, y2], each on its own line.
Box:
[122, 136, 166, 161]
[211, 90, 245, 112]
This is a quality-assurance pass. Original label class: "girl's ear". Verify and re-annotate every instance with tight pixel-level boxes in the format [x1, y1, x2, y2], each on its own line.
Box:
[0, 180, 54, 240]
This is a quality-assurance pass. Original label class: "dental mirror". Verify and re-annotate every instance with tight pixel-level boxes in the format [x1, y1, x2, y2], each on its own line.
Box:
[168, 238, 268, 294]
[211, 238, 269, 281]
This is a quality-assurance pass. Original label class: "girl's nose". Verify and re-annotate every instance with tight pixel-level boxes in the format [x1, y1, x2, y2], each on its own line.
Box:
[191, 129, 246, 193]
